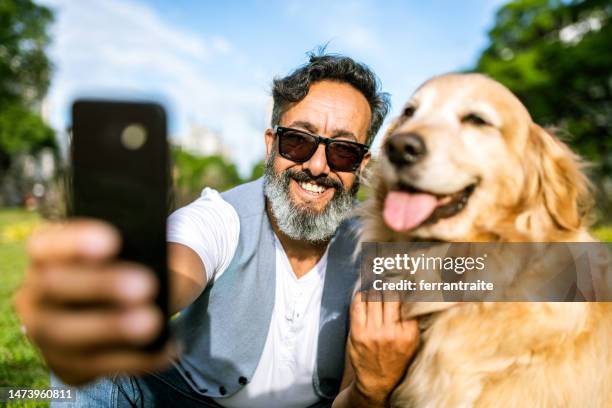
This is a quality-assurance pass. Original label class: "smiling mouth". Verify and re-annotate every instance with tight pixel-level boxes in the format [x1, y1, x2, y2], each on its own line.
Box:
[297, 180, 327, 194]
[293, 178, 335, 198]
[383, 182, 476, 232]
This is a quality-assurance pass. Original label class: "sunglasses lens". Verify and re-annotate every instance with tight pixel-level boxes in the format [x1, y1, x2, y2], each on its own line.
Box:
[278, 130, 317, 162]
[328, 142, 364, 172]
[277, 127, 366, 172]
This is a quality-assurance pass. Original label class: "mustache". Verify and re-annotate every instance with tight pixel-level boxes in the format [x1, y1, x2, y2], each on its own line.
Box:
[285, 169, 343, 190]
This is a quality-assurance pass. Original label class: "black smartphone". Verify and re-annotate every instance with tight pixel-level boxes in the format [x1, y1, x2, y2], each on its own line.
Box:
[70, 99, 170, 350]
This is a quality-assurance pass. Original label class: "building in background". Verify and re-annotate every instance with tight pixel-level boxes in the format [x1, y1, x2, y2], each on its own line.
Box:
[176, 121, 231, 160]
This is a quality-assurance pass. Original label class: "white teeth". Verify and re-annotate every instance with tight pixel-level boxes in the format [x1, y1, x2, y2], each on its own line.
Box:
[299, 181, 326, 194]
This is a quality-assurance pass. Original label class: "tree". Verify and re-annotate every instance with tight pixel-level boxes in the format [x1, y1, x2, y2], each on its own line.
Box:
[249, 159, 265, 181]
[474, 0, 612, 222]
[171, 148, 243, 208]
[0, 0, 55, 172]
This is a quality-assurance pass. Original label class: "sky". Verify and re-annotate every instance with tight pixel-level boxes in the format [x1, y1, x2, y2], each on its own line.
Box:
[37, 0, 507, 176]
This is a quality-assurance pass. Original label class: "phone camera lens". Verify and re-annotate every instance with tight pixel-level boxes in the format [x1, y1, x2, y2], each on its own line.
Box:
[121, 124, 147, 150]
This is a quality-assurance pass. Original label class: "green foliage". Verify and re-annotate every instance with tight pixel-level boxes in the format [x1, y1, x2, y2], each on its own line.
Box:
[171, 147, 243, 207]
[0, 0, 53, 106]
[0, 103, 55, 169]
[0, 209, 49, 402]
[594, 225, 612, 242]
[249, 159, 265, 181]
[475, 0, 612, 221]
[0, 0, 55, 171]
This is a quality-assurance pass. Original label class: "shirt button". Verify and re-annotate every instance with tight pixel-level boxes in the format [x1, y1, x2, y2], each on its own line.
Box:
[219, 386, 227, 395]
[238, 376, 248, 385]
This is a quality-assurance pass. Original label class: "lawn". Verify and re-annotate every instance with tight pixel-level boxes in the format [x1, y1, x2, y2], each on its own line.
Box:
[0, 208, 49, 407]
[594, 225, 612, 242]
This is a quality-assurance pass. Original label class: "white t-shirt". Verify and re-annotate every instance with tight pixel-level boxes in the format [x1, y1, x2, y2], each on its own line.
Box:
[167, 188, 328, 408]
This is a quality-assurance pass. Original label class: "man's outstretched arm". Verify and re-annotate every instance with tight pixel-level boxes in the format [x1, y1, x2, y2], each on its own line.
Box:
[14, 220, 207, 385]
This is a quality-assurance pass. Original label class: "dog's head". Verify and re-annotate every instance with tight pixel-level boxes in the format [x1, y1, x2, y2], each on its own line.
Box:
[368, 73, 591, 242]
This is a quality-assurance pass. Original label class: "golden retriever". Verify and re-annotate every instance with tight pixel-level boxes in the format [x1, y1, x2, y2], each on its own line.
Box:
[359, 73, 612, 407]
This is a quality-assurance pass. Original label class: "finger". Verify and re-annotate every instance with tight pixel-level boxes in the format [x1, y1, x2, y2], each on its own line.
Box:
[382, 300, 402, 325]
[350, 292, 367, 331]
[401, 318, 420, 342]
[37, 263, 157, 306]
[13, 286, 36, 341]
[33, 305, 163, 350]
[48, 341, 176, 386]
[365, 291, 383, 329]
[27, 219, 120, 264]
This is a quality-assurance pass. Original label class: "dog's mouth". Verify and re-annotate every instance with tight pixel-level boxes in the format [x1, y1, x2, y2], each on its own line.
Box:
[383, 182, 476, 232]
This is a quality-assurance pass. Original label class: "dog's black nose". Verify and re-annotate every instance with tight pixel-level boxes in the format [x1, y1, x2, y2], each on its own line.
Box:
[385, 132, 426, 166]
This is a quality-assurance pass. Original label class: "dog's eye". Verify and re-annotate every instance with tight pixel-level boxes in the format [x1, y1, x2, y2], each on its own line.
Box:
[461, 113, 489, 126]
[403, 105, 416, 118]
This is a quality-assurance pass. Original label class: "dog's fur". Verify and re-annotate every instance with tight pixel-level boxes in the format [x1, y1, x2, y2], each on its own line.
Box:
[359, 74, 612, 407]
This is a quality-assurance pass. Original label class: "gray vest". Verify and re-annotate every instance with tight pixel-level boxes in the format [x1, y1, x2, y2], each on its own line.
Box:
[171, 178, 360, 402]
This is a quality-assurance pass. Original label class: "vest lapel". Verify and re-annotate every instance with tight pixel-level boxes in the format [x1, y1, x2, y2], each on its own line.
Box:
[314, 218, 360, 399]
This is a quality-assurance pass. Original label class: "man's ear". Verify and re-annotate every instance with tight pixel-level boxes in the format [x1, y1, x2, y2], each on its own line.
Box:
[264, 128, 275, 159]
[359, 151, 372, 174]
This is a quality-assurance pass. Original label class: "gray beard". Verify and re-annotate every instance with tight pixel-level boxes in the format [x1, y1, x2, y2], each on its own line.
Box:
[263, 148, 359, 243]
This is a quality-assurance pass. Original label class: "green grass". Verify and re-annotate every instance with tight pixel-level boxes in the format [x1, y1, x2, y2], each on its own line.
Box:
[594, 225, 612, 242]
[0, 208, 49, 407]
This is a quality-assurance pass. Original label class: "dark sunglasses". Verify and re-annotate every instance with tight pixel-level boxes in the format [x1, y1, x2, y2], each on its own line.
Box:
[274, 126, 369, 172]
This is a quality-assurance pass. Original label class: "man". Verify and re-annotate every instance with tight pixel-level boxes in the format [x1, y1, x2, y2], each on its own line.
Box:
[15, 52, 419, 407]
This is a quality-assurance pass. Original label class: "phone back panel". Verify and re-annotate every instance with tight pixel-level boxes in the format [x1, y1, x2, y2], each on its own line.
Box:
[71, 100, 169, 348]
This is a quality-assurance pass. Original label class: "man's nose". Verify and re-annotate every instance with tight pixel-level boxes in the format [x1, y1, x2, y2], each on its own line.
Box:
[385, 132, 426, 167]
[302, 144, 330, 176]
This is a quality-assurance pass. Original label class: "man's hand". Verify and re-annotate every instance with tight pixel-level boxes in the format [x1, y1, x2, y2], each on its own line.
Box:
[346, 292, 419, 407]
[13, 220, 174, 385]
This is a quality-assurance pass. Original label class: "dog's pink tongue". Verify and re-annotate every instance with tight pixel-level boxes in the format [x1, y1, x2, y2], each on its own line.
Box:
[383, 191, 438, 231]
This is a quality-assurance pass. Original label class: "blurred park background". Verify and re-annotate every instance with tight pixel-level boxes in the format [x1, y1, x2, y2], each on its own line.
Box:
[1, 0, 611, 399]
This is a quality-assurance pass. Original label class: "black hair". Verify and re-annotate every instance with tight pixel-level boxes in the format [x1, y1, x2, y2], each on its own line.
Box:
[271, 48, 390, 145]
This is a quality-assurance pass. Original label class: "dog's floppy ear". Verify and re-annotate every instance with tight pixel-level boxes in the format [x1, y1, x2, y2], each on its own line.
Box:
[524, 123, 592, 232]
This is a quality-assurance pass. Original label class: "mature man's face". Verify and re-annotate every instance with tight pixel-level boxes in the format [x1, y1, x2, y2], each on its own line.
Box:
[264, 80, 372, 242]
